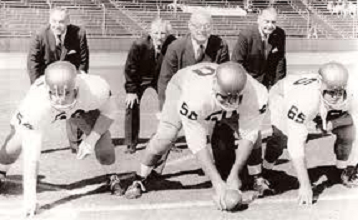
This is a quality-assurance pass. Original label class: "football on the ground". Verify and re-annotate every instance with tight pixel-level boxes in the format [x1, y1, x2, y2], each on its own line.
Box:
[224, 189, 243, 211]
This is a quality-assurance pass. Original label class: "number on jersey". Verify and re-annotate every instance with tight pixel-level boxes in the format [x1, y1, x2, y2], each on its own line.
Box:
[287, 105, 306, 124]
[180, 102, 198, 120]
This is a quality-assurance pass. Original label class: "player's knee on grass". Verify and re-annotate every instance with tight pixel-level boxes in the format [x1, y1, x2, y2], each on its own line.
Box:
[264, 126, 287, 163]
[95, 131, 115, 165]
[333, 125, 355, 161]
[0, 126, 22, 165]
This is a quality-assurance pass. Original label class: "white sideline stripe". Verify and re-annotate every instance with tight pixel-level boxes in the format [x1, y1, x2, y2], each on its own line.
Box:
[1, 190, 358, 214]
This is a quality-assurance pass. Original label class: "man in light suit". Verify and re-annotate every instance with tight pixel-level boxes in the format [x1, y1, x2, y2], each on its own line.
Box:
[157, 10, 230, 110]
[27, 7, 89, 153]
[27, 7, 89, 83]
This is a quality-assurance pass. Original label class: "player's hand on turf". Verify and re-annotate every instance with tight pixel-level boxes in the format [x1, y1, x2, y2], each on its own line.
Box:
[125, 93, 139, 109]
[212, 181, 228, 211]
[298, 184, 313, 206]
[24, 201, 39, 218]
[226, 174, 242, 190]
[76, 132, 100, 160]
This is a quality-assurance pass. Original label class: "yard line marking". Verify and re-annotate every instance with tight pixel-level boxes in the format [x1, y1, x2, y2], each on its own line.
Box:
[15, 190, 356, 213]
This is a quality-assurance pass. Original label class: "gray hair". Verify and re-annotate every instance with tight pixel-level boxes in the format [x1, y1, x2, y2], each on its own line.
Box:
[150, 18, 173, 34]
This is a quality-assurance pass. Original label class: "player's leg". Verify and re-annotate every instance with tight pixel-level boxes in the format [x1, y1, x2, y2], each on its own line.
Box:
[331, 124, 357, 187]
[124, 90, 141, 154]
[66, 119, 83, 154]
[69, 110, 122, 195]
[0, 125, 23, 188]
[247, 132, 275, 197]
[125, 83, 182, 199]
[211, 122, 236, 180]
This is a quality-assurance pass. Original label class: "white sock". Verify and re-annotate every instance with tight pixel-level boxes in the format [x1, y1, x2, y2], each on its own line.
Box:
[0, 164, 10, 176]
[248, 164, 262, 176]
[140, 164, 154, 179]
[263, 160, 275, 170]
[336, 160, 348, 169]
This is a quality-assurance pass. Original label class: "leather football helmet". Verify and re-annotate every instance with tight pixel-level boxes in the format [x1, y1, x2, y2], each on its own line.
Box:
[213, 62, 247, 111]
[44, 61, 78, 111]
[318, 62, 348, 109]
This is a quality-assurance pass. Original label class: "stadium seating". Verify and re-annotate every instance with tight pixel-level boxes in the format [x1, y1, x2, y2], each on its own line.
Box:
[0, 0, 356, 39]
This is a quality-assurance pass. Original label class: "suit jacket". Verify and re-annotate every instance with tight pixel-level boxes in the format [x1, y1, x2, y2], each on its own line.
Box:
[158, 34, 230, 109]
[124, 34, 177, 94]
[27, 24, 89, 84]
[231, 25, 286, 88]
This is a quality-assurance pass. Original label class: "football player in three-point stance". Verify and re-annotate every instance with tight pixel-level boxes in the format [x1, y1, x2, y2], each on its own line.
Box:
[125, 62, 268, 210]
[261, 62, 358, 205]
[0, 61, 122, 217]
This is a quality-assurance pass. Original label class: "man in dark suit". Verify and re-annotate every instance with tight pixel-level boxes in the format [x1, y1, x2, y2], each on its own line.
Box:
[27, 7, 89, 153]
[124, 18, 176, 154]
[231, 7, 286, 89]
[217, 7, 286, 197]
[157, 10, 230, 110]
[27, 7, 89, 84]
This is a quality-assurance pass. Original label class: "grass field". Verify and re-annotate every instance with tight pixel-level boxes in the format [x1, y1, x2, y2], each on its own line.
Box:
[0, 52, 358, 220]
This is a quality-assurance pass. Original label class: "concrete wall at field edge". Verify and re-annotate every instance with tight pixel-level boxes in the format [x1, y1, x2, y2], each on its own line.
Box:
[0, 37, 357, 52]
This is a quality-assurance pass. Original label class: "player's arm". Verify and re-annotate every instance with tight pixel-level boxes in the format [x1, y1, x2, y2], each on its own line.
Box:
[17, 125, 43, 216]
[179, 105, 227, 210]
[227, 103, 267, 188]
[158, 44, 178, 110]
[286, 104, 312, 205]
[77, 92, 118, 160]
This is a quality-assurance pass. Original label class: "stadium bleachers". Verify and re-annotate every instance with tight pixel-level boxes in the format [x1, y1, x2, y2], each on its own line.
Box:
[0, 0, 356, 39]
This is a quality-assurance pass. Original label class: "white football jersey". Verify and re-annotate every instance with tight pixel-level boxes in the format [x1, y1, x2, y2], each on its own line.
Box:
[169, 62, 268, 153]
[269, 72, 357, 157]
[10, 74, 111, 132]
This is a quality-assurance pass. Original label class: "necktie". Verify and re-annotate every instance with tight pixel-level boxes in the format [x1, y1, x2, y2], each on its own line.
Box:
[155, 45, 161, 60]
[262, 36, 268, 59]
[196, 45, 205, 62]
[56, 34, 62, 59]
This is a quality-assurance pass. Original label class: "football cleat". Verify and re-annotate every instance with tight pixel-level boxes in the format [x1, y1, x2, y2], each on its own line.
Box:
[253, 176, 275, 198]
[125, 180, 146, 199]
[108, 174, 125, 196]
[341, 166, 358, 188]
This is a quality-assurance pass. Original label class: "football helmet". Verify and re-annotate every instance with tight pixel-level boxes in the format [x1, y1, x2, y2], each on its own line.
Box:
[44, 61, 78, 111]
[318, 62, 348, 109]
[213, 62, 247, 111]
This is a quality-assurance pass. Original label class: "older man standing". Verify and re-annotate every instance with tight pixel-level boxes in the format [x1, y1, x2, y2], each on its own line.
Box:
[157, 9, 230, 110]
[27, 7, 89, 83]
[220, 7, 286, 197]
[124, 18, 176, 154]
[27, 7, 90, 153]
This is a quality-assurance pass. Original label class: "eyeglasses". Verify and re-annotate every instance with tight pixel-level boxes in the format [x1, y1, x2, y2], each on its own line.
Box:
[190, 23, 212, 31]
